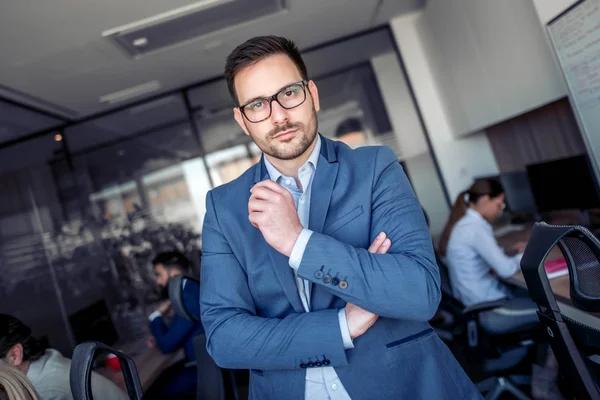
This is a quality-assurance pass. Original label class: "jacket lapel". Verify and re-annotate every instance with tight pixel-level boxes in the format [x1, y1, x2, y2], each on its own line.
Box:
[254, 158, 305, 313]
[309, 137, 339, 235]
[309, 138, 340, 311]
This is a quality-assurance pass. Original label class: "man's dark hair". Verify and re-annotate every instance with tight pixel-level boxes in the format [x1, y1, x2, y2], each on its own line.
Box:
[152, 251, 191, 273]
[335, 117, 364, 138]
[225, 35, 308, 105]
[0, 314, 46, 363]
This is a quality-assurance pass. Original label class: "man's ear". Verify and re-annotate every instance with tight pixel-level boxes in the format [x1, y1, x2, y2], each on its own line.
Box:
[233, 108, 250, 137]
[6, 344, 24, 367]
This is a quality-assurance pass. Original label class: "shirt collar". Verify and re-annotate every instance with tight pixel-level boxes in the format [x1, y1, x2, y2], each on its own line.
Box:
[26, 349, 52, 381]
[263, 135, 321, 182]
[466, 208, 488, 224]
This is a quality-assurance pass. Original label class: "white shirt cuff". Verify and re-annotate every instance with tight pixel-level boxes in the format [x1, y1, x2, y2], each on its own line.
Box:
[338, 308, 355, 350]
[289, 229, 313, 271]
[514, 252, 524, 272]
[148, 311, 162, 322]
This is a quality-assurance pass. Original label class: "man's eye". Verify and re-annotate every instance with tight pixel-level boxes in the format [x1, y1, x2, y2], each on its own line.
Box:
[281, 87, 299, 97]
[248, 100, 266, 110]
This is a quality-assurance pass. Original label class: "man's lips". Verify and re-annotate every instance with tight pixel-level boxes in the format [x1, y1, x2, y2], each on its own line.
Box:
[273, 129, 297, 139]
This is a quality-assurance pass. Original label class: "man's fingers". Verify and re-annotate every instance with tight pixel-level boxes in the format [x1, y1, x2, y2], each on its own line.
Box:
[250, 187, 278, 202]
[248, 198, 268, 213]
[376, 239, 391, 254]
[253, 180, 294, 203]
[253, 179, 289, 197]
[367, 232, 387, 253]
[248, 212, 261, 228]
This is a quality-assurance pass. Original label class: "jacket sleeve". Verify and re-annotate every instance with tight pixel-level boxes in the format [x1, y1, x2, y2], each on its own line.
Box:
[200, 190, 348, 370]
[150, 315, 197, 354]
[296, 146, 441, 321]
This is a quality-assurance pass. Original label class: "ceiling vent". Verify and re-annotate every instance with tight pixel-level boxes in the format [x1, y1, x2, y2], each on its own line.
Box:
[102, 0, 287, 57]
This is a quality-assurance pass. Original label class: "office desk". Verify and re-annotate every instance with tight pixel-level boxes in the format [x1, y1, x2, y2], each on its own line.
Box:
[98, 339, 184, 391]
[496, 225, 571, 303]
[497, 224, 600, 330]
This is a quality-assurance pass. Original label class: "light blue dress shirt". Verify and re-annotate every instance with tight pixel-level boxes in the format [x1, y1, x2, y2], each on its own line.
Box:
[263, 136, 354, 400]
[445, 208, 523, 306]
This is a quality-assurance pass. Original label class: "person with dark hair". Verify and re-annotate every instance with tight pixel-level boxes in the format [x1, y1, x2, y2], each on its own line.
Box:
[334, 117, 368, 148]
[0, 314, 127, 400]
[201, 35, 480, 399]
[439, 178, 527, 306]
[144, 251, 203, 400]
[440, 180, 566, 399]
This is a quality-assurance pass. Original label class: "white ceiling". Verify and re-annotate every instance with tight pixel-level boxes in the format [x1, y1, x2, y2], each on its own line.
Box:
[0, 0, 425, 119]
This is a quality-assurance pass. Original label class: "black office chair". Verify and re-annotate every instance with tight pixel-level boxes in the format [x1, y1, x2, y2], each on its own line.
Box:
[168, 275, 246, 400]
[521, 223, 600, 399]
[435, 256, 537, 400]
[168, 275, 198, 322]
[70, 341, 143, 400]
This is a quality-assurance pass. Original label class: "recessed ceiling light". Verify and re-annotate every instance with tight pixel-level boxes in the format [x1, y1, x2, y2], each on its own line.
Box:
[204, 40, 222, 51]
[132, 37, 149, 47]
[54, 133, 63, 142]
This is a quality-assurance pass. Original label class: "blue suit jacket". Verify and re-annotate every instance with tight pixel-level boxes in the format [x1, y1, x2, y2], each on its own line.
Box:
[151, 281, 204, 361]
[200, 137, 480, 399]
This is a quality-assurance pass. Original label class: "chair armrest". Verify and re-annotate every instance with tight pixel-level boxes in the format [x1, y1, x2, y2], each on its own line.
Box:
[462, 299, 508, 316]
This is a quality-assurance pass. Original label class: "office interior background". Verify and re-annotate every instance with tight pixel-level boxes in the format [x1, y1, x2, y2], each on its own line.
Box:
[0, 0, 598, 365]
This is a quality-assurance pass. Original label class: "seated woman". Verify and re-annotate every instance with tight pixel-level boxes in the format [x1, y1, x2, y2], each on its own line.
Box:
[0, 365, 39, 400]
[438, 178, 563, 399]
[438, 178, 527, 308]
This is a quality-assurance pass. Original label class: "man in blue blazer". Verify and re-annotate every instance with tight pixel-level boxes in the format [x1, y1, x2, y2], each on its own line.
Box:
[146, 251, 203, 399]
[200, 36, 481, 399]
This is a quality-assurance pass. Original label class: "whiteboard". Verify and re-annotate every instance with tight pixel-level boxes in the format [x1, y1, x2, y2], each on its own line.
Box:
[548, 0, 600, 180]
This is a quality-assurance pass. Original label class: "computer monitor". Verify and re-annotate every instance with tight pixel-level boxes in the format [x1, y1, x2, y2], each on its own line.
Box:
[499, 172, 537, 213]
[526, 155, 600, 212]
[69, 300, 118, 346]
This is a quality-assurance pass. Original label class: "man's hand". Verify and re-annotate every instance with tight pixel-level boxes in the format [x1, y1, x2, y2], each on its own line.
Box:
[155, 300, 172, 315]
[146, 337, 157, 349]
[512, 241, 527, 254]
[248, 180, 303, 257]
[346, 232, 391, 340]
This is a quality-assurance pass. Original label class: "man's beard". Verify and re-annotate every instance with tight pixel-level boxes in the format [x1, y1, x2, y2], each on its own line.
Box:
[248, 109, 318, 161]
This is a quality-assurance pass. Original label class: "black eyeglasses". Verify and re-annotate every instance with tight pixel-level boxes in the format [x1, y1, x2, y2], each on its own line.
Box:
[239, 80, 309, 123]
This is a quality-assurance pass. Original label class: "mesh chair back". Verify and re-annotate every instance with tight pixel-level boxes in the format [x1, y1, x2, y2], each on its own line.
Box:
[521, 223, 600, 399]
[561, 234, 600, 309]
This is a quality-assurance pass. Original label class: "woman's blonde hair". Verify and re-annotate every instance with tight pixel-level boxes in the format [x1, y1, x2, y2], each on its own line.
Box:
[0, 365, 39, 400]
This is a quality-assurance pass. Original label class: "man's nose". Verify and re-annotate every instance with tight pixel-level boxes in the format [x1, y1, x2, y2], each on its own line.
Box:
[270, 100, 289, 125]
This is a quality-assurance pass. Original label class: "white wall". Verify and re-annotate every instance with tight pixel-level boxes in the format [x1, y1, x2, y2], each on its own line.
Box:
[370, 51, 449, 235]
[370, 52, 428, 160]
[403, 152, 448, 236]
[390, 12, 500, 202]
[417, 0, 566, 137]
